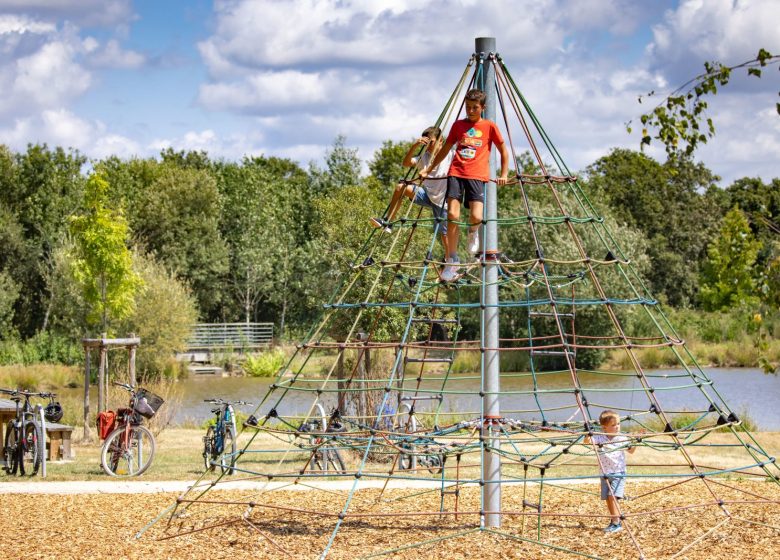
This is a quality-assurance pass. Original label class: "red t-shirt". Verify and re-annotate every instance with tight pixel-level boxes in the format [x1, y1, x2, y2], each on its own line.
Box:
[445, 118, 504, 182]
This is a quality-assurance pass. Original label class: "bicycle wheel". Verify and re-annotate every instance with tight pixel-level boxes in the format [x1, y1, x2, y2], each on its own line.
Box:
[3, 422, 18, 474]
[325, 444, 346, 474]
[203, 425, 216, 471]
[21, 421, 43, 476]
[101, 424, 156, 477]
[219, 426, 237, 475]
[423, 452, 444, 475]
[397, 444, 414, 471]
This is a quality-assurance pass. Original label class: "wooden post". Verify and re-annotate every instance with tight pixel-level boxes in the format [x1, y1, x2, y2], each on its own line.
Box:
[98, 334, 107, 414]
[356, 332, 368, 421]
[337, 350, 345, 411]
[129, 333, 137, 387]
[83, 346, 91, 440]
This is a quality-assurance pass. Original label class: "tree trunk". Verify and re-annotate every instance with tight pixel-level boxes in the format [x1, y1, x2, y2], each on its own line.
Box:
[244, 268, 251, 323]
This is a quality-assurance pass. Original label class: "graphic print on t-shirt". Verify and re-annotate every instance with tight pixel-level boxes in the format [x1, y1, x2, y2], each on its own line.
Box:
[458, 127, 482, 158]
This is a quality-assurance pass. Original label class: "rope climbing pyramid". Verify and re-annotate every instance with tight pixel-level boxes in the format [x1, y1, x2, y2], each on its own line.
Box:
[143, 38, 780, 559]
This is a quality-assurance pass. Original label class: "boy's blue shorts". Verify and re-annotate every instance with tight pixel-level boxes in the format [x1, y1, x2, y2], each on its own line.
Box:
[600, 472, 626, 500]
[413, 186, 447, 234]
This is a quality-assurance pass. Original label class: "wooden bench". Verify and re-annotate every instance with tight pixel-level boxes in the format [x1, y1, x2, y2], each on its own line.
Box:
[45, 422, 74, 461]
[0, 399, 74, 462]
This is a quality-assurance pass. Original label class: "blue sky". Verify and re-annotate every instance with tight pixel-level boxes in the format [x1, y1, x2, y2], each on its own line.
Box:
[0, 0, 778, 184]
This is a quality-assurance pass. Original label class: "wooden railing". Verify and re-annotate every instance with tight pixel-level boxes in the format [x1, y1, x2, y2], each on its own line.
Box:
[186, 323, 273, 350]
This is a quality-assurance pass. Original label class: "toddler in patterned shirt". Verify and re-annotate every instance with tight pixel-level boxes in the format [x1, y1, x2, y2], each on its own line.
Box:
[586, 410, 638, 533]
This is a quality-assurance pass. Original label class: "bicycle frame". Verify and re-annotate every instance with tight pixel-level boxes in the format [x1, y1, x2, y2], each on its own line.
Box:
[212, 404, 235, 455]
[2, 389, 50, 476]
[203, 398, 250, 473]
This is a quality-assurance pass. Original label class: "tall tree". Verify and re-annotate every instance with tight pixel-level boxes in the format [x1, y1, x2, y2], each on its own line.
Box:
[368, 139, 414, 191]
[102, 157, 229, 320]
[215, 155, 316, 335]
[585, 149, 720, 306]
[0, 144, 85, 336]
[699, 207, 762, 311]
[69, 173, 141, 333]
[310, 135, 362, 193]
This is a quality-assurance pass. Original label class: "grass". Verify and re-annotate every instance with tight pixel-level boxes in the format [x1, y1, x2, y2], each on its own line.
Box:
[604, 338, 780, 370]
[3, 428, 777, 483]
[629, 407, 759, 434]
[0, 363, 82, 391]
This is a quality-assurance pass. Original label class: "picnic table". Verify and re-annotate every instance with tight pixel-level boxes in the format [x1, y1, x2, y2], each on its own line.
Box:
[0, 398, 74, 462]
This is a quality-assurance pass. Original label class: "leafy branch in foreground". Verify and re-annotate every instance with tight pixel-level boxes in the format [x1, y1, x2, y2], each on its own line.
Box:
[627, 48, 779, 157]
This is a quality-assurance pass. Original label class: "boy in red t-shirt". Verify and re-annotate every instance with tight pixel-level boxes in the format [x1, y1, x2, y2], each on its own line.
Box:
[420, 89, 509, 282]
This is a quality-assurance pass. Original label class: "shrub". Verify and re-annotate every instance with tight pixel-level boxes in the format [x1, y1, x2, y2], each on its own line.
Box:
[450, 351, 480, 374]
[0, 332, 82, 366]
[119, 251, 198, 380]
[243, 348, 286, 377]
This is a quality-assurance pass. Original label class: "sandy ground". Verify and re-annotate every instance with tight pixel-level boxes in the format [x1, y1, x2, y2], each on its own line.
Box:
[2, 480, 778, 560]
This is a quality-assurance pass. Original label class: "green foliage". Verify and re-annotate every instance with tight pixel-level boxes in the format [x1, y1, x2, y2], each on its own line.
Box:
[699, 207, 762, 311]
[630, 49, 779, 156]
[215, 155, 319, 339]
[200, 409, 250, 430]
[368, 139, 414, 190]
[0, 271, 19, 338]
[0, 144, 86, 336]
[243, 348, 287, 377]
[69, 173, 141, 332]
[309, 135, 362, 193]
[585, 149, 720, 306]
[0, 332, 82, 366]
[119, 251, 198, 380]
[98, 156, 228, 320]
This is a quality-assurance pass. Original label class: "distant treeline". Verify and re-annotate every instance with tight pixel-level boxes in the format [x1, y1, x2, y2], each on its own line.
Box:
[0, 138, 778, 375]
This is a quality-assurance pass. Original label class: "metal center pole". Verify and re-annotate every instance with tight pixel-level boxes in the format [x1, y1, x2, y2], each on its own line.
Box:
[476, 36, 501, 528]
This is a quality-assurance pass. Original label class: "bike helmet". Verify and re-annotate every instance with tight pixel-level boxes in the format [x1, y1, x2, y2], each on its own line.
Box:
[44, 401, 64, 423]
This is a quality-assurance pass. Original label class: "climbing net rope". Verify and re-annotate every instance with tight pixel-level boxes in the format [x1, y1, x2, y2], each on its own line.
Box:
[142, 52, 780, 559]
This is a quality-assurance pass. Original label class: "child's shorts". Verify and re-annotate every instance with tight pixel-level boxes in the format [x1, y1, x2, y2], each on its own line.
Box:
[600, 472, 626, 500]
[446, 176, 484, 208]
[413, 187, 448, 234]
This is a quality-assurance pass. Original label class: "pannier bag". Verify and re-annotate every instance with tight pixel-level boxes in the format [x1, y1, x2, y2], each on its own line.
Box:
[96, 410, 117, 440]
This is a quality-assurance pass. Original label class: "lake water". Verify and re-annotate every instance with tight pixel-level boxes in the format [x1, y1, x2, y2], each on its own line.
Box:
[175, 368, 780, 430]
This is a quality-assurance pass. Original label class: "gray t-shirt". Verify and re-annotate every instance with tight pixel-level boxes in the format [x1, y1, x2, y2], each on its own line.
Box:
[412, 150, 453, 207]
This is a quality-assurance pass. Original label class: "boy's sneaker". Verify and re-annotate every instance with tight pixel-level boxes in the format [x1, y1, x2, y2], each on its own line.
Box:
[440, 258, 461, 283]
[369, 217, 392, 234]
[603, 523, 623, 533]
[467, 229, 480, 254]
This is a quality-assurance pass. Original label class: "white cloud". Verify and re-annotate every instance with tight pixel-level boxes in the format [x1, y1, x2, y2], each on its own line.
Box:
[87, 38, 145, 68]
[149, 129, 268, 160]
[12, 39, 91, 107]
[199, 69, 386, 113]
[0, 0, 135, 27]
[199, 0, 563, 77]
[0, 14, 55, 34]
[40, 107, 93, 148]
[0, 107, 140, 159]
[649, 0, 780, 80]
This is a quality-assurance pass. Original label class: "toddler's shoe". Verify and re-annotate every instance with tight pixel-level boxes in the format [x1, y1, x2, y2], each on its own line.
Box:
[603, 523, 623, 533]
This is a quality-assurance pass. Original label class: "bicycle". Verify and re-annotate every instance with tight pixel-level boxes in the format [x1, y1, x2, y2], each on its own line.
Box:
[1, 388, 58, 476]
[298, 418, 347, 474]
[100, 382, 164, 477]
[202, 398, 252, 474]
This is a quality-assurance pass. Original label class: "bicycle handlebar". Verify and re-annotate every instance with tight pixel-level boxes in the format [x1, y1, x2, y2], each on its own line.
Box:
[0, 388, 57, 398]
[112, 382, 135, 392]
[204, 398, 253, 406]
